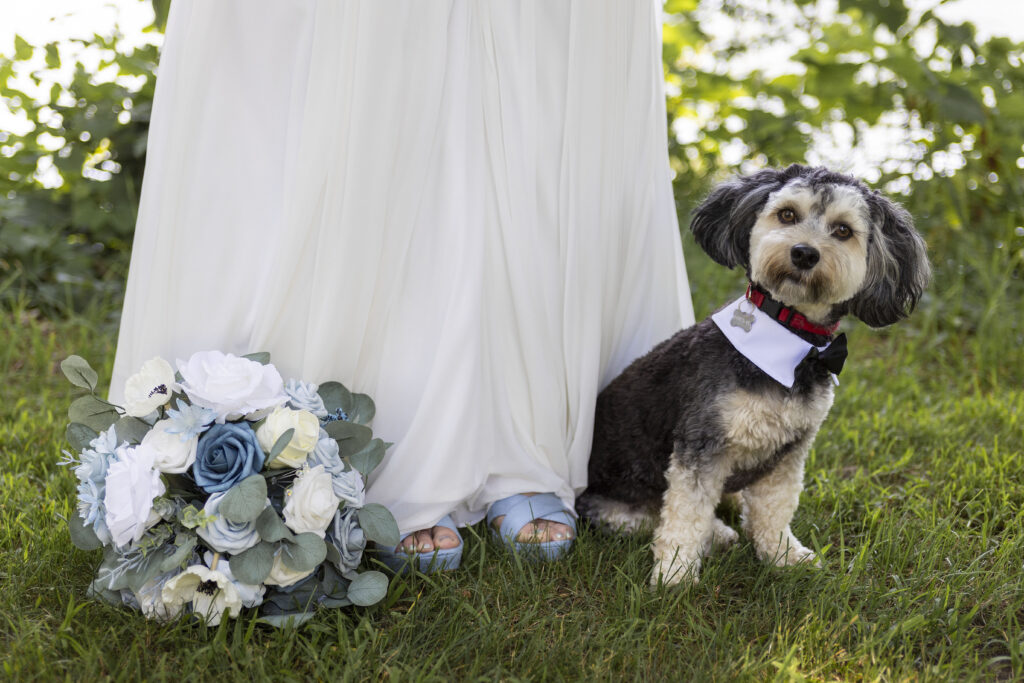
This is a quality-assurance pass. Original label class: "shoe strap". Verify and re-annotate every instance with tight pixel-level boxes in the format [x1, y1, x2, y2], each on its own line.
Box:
[487, 493, 575, 541]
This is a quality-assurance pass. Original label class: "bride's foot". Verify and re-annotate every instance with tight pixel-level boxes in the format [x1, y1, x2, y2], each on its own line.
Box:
[398, 525, 462, 553]
[490, 492, 574, 543]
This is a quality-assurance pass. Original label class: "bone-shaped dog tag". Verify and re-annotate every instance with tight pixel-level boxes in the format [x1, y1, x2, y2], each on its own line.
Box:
[730, 304, 755, 332]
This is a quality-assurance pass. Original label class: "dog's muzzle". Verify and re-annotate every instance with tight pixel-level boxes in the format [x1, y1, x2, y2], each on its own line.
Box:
[790, 244, 820, 270]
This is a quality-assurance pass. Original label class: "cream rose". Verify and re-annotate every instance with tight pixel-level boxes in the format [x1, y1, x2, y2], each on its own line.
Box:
[256, 407, 320, 469]
[262, 547, 316, 587]
[141, 419, 198, 473]
[123, 357, 178, 418]
[283, 465, 341, 536]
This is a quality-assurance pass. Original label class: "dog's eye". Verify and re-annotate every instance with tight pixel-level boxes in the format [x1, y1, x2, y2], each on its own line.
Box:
[778, 208, 797, 224]
[833, 224, 853, 240]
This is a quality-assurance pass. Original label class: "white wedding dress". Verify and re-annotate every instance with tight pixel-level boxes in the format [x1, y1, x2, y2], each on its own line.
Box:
[111, 0, 694, 536]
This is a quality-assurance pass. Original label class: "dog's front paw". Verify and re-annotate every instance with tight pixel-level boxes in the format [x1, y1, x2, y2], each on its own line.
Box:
[707, 517, 739, 552]
[764, 541, 819, 568]
[650, 556, 700, 587]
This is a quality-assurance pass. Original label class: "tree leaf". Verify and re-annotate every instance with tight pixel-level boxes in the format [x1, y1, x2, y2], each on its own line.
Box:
[60, 355, 98, 391]
[68, 512, 103, 551]
[242, 352, 271, 365]
[281, 533, 327, 573]
[357, 504, 400, 547]
[254, 507, 293, 543]
[264, 428, 295, 466]
[66, 422, 98, 451]
[347, 393, 375, 425]
[347, 571, 388, 607]
[112, 415, 150, 445]
[229, 542, 275, 585]
[317, 381, 352, 414]
[348, 438, 386, 477]
[68, 395, 119, 433]
[322, 420, 372, 458]
[218, 474, 268, 524]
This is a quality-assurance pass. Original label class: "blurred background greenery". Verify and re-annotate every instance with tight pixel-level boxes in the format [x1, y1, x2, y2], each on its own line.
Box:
[1, 0, 1021, 347]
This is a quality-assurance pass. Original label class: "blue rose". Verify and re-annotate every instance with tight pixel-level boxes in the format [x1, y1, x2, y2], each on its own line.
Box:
[326, 507, 365, 579]
[193, 423, 265, 493]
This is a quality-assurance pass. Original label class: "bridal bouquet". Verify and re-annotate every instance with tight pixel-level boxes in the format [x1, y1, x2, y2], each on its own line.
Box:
[59, 351, 399, 627]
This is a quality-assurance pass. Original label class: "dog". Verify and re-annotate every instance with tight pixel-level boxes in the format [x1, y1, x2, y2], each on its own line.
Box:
[577, 164, 930, 586]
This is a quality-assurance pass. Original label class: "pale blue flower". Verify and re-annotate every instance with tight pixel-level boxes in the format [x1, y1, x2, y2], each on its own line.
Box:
[285, 379, 328, 419]
[321, 407, 349, 424]
[195, 490, 263, 554]
[306, 430, 365, 506]
[325, 507, 365, 579]
[164, 399, 217, 441]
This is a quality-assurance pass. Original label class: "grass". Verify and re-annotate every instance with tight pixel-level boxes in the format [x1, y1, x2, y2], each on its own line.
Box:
[1, 244, 1022, 681]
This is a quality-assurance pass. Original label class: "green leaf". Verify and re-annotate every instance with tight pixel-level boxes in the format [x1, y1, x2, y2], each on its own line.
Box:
[242, 352, 271, 365]
[44, 42, 60, 69]
[157, 533, 197, 573]
[348, 438, 386, 477]
[254, 507, 293, 542]
[68, 395, 119, 433]
[66, 422, 98, 451]
[323, 420, 372, 458]
[264, 428, 295, 466]
[87, 579, 124, 607]
[280, 533, 327, 573]
[60, 355, 98, 391]
[13, 34, 32, 60]
[112, 416, 150, 445]
[68, 512, 103, 551]
[347, 393, 375, 425]
[357, 504, 400, 547]
[347, 571, 388, 607]
[317, 381, 352, 414]
[218, 474, 268, 524]
[229, 542, 275, 584]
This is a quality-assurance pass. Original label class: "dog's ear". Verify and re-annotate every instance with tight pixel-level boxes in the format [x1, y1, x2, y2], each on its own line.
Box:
[690, 165, 806, 269]
[846, 192, 931, 327]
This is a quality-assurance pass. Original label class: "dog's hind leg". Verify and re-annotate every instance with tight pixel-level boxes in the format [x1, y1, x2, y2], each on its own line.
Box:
[650, 457, 728, 587]
[740, 442, 819, 568]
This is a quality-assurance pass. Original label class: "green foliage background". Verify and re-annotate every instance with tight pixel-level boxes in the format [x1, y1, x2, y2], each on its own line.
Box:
[0, 0, 1022, 333]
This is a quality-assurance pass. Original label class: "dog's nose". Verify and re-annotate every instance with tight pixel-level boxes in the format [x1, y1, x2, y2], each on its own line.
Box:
[790, 244, 820, 270]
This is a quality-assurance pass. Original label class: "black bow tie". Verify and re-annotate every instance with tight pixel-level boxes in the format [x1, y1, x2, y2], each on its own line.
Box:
[804, 332, 848, 375]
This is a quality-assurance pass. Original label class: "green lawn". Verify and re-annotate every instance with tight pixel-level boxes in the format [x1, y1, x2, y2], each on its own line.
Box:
[2, 248, 1022, 681]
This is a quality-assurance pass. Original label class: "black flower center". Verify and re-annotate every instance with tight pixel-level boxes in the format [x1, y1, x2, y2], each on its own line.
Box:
[148, 384, 169, 398]
[196, 580, 220, 596]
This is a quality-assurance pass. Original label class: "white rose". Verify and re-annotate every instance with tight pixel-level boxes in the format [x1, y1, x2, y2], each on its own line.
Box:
[104, 443, 166, 548]
[161, 565, 242, 627]
[177, 351, 287, 422]
[141, 419, 198, 473]
[263, 547, 316, 587]
[134, 572, 182, 622]
[256, 407, 320, 469]
[283, 465, 341, 537]
[123, 357, 178, 418]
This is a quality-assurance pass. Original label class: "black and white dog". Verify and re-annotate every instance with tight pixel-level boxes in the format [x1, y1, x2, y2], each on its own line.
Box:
[578, 164, 930, 586]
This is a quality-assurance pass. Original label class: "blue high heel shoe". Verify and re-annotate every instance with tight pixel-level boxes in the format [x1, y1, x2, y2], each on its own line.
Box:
[376, 514, 463, 574]
[487, 493, 576, 561]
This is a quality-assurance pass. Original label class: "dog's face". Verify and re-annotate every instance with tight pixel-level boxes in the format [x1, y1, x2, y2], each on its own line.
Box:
[691, 164, 931, 327]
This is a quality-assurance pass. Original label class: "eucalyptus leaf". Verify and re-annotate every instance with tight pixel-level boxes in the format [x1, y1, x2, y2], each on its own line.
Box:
[347, 570, 388, 607]
[60, 355, 98, 391]
[347, 393, 375, 425]
[68, 512, 103, 551]
[242, 351, 271, 365]
[68, 395, 120, 433]
[281, 533, 327, 573]
[357, 504, 400, 547]
[257, 612, 315, 629]
[112, 415, 150, 445]
[322, 420, 373, 458]
[218, 474, 268, 524]
[157, 533, 197, 572]
[348, 438, 386, 477]
[66, 422, 98, 451]
[255, 507, 294, 542]
[229, 541, 275, 585]
[87, 578, 125, 607]
[264, 428, 295, 467]
[317, 381, 352, 414]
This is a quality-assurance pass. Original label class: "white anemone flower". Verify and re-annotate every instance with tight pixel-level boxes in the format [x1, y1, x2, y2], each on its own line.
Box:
[123, 357, 178, 418]
[161, 564, 242, 626]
